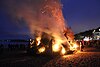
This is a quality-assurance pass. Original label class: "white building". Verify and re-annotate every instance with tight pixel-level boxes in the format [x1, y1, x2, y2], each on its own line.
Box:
[93, 27, 100, 40]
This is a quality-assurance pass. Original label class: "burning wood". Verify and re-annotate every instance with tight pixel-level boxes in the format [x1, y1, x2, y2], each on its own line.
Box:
[18, 0, 80, 55]
[28, 31, 79, 55]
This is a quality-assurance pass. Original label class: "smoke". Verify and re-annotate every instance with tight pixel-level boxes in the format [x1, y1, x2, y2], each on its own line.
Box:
[3, 0, 68, 40]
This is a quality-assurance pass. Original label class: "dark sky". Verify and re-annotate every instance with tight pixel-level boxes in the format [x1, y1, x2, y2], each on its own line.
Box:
[0, 0, 100, 39]
[61, 0, 100, 33]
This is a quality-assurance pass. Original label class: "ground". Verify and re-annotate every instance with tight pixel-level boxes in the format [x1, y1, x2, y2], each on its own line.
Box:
[0, 48, 100, 67]
[43, 48, 100, 67]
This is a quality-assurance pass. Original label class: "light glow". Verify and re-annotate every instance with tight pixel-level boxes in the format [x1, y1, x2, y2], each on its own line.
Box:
[36, 37, 41, 46]
[70, 43, 79, 51]
[61, 47, 66, 55]
[52, 44, 60, 52]
[83, 37, 89, 41]
[38, 47, 45, 53]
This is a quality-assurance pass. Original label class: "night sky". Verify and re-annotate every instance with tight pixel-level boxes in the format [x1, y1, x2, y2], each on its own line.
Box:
[0, 0, 100, 39]
[61, 0, 100, 33]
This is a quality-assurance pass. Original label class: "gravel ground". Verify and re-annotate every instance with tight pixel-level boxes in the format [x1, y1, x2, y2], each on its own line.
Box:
[0, 51, 53, 67]
[43, 49, 100, 67]
[0, 48, 100, 67]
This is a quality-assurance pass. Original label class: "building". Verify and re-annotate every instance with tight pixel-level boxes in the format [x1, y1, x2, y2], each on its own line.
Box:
[93, 27, 100, 40]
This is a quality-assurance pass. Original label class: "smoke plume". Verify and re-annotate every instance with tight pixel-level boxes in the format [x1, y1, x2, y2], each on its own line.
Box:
[3, 0, 69, 41]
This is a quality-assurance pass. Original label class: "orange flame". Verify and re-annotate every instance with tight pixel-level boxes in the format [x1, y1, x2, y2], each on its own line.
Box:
[36, 37, 41, 46]
[52, 44, 60, 52]
[70, 43, 79, 51]
[61, 46, 66, 55]
[38, 47, 45, 53]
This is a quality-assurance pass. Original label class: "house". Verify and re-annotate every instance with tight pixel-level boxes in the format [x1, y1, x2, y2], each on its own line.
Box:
[93, 27, 100, 40]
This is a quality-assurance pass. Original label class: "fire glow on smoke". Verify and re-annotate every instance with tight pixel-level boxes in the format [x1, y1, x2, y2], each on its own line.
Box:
[4, 0, 79, 54]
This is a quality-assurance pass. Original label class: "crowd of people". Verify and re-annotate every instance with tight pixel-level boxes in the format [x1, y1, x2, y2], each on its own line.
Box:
[77, 40, 100, 51]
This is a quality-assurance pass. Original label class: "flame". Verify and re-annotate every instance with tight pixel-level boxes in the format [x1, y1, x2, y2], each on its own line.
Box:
[73, 44, 78, 49]
[36, 37, 41, 46]
[52, 44, 60, 52]
[70, 43, 79, 51]
[52, 43, 66, 55]
[61, 46, 66, 55]
[38, 47, 45, 53]
[52, 38, 67, 55]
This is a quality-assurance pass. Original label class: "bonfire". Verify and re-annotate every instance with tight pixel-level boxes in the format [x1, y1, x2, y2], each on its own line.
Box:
[28, 29, 79, 55]
[20, 0, 80, 55]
